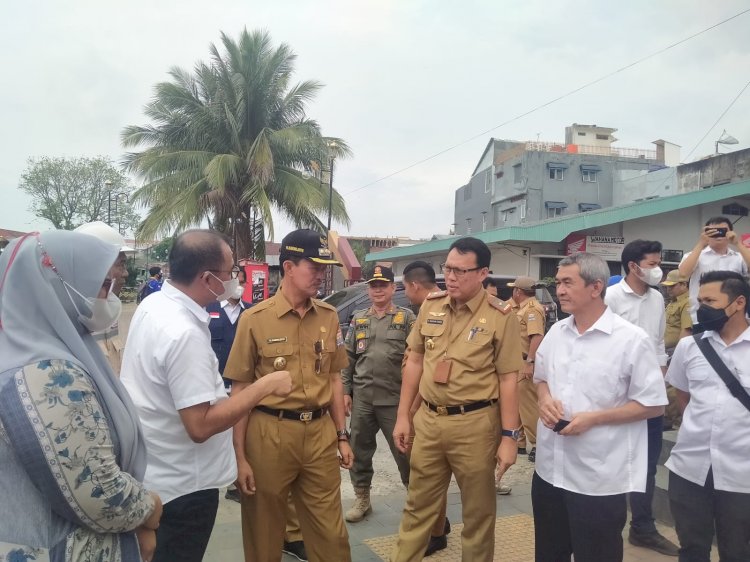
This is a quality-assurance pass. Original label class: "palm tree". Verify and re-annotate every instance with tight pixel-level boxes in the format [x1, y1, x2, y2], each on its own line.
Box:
[122, 29, 351, 260]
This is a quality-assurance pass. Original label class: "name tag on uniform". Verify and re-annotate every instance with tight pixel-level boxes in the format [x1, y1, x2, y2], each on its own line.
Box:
[433, 358, 452, 384]
[427, 319, 444, 325]
[267, 337, 288, 343]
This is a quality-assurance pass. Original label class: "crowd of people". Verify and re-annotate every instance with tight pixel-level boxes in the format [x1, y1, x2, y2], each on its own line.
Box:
[0, 216, 748, 562]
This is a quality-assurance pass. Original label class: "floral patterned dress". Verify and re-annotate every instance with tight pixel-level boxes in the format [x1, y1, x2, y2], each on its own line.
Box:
[0, 360, 154, 562]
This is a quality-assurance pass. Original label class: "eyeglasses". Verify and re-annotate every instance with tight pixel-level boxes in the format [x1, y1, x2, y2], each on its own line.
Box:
[208, 265, 241, 279]
[440, 263, 482, 277]
[314, 340, 324, 374]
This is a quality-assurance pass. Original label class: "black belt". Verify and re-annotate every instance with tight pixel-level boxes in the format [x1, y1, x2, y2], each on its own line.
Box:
[424, 399, 497, 416]
[255, 404, 329, 422]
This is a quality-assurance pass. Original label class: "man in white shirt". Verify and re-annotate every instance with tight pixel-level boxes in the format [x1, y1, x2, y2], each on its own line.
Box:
[121, 230, 291, 562]
[678, 216, 750, 323]
[533, 252, 667, 562]
[666, 270, 750, 561]
[604, 239, 678, 556]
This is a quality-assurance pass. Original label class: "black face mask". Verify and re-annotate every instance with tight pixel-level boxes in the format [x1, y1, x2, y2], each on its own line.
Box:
[696, 301, 735, 332]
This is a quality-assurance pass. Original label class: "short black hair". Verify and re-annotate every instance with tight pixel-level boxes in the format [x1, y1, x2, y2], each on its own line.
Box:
[403, 261, 436, 287]
[483, 277, 500, 289]
[621, 239, 662, 274]
[149, 266, 162, 277]
[169, 229, 231, 284]
[278, 255, 304, 278]
[448, 237, 491, 269]
[699, 270, 750, 313]
[705, 216, 733, 230]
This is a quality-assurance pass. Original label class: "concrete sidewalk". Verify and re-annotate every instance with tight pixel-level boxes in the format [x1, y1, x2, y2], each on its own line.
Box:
[205, 444, 698, 561]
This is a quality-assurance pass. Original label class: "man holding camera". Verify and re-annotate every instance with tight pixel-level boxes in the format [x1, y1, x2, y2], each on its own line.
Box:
[678, 217, 750, 323]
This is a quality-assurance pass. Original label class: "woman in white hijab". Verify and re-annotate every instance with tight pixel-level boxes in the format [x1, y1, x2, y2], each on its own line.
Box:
[0, 231, 162, 562]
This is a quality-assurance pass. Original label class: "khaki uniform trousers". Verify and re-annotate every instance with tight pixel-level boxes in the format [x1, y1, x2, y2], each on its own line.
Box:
[241, 410, 351, 562]
[285, 495, 302, 542]
[518, 377, 539, 447]
[392, 403, 500, 562]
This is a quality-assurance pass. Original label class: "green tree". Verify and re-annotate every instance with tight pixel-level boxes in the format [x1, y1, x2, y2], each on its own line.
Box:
[19, 156, 140, 232]
[122, 29, 351, 261]
[150, 236, 173, 262]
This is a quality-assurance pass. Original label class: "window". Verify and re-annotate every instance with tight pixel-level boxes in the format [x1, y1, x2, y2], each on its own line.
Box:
[722, 203, 748, 217]
[519, 204, 526, 221]
[596, 134, 609, 140]
[549, 168, 564, 180]
[577, 132, 586, 137]
[485, 169, 492, 193]
[547, 207, 563, 218]
[513, 163, 522, 184]
[544, 201, 567, 219]
[463, 184, 472, 201]
[582, 170, 597, 182]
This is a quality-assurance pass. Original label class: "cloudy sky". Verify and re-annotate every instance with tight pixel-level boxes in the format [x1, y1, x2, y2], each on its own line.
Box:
[2, 1, 749, 241]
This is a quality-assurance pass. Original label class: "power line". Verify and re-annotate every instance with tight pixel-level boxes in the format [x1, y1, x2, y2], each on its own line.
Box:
[345, 7, 750, 196]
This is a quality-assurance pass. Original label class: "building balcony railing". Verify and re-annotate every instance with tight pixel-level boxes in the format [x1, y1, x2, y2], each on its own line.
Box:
[524, 141, 656, 160]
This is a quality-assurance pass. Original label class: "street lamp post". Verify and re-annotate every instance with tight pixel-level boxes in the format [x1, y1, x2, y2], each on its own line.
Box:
[105, 180, 113, 225]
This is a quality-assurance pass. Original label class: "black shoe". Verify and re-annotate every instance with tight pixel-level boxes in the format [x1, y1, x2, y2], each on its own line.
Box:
[528, 447, 536, 463]
[628, 530, 679, 556]
[224, 487, 241, 503]
[282, 540, 308, 561]
[517, 447, 528, 455]
[425, 534, 447, 557]
[443, 517, 451, 535]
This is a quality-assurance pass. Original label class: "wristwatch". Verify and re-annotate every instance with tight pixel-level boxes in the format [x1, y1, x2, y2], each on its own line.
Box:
[501, 428, 521, 440]
[336, 429, 350, 441]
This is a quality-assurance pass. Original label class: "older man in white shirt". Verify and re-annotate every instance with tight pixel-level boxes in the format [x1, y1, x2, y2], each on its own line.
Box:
[666, 270, 750, 562]
[533, 252, 667, 562]
[604, 239, 678, 556]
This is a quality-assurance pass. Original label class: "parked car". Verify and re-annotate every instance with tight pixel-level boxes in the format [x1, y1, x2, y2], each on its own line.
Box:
[324, 275, 558, 337]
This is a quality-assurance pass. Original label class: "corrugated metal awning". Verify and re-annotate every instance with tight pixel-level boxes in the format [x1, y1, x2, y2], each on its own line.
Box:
[546, 162, 568, 170]
[580, 164, 602, 172]
[544, 201, 568, 209]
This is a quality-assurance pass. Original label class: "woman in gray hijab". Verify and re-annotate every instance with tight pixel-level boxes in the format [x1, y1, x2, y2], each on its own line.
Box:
[0, 230, 162, 562]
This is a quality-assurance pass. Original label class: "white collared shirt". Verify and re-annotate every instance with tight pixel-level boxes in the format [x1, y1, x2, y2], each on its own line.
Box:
[534, 307, 667, 495]
[121, 281, 236, 504]
[665, 325, 750, 493]
[220, 299, 245, 325]
[681, 246, 748, 322]
[605, 279, 668, 366]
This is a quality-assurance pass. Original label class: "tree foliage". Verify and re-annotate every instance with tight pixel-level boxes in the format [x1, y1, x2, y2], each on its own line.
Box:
[19, 156, 140, 232]
[149, 236, 173, 262]
[122, 29, 351, 260]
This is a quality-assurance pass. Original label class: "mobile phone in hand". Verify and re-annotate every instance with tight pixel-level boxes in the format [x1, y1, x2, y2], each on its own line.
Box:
[553, 419, 570, 433]
[709, 227, 728, 238]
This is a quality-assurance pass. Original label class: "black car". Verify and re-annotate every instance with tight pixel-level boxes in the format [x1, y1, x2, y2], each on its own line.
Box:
[324, 275, 558, 337]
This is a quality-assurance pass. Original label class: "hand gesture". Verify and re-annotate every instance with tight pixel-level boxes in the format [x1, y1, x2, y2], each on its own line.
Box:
[338, 440, 354, 469]
[392, 415, 414, 453]
[236, 459, 256, 495]
[538, 393, 565, 429]
[135, 527, 156, 562]
[558, 411, 597, 436]
[263, 370, 292, 397]
[496, 438, 517, 479]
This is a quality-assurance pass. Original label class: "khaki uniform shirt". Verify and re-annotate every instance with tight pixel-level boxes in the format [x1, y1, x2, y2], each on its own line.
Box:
[407, 289, 523, 406]
[664, 292, 692, 350]
[516, 297, 546, 357]
[342, 305, 416, 406]
[224, 290, 348, 410]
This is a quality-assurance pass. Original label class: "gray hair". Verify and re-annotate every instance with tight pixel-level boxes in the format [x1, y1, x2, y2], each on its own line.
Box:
[558, 252, 610, 299]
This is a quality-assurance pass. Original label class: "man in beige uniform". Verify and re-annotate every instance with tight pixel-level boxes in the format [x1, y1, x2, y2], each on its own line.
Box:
[392, 237, 523, 561]
[225, 229, 353, 562]
[660, 269, 692, 430]
[508, 276, 546, 463]
[342, 265, 416, 522]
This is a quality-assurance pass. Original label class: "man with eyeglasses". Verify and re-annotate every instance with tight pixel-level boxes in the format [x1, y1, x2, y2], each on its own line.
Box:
[224, 229, 354, 562]
[391, 237, 523, 560]
[121, 230, 292, 562]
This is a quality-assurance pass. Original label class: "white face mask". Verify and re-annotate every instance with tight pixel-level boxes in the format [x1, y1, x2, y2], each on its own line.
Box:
[636, 265, 663, 286]
[207, 272, 240, 301]
[231, 284, 246, 300]
[64, 282, 123, 333]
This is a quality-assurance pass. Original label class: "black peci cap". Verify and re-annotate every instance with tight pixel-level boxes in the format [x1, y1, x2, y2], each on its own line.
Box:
[280, 229, 342, 266]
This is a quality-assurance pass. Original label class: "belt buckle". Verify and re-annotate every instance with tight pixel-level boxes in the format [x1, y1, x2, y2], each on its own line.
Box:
[299, 411, 313, 422]
[436, 405, 448, 416]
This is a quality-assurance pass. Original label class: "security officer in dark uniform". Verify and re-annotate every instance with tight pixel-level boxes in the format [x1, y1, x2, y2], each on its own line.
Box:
[225, 229, 353, 562]
[342, 266, 416, 522]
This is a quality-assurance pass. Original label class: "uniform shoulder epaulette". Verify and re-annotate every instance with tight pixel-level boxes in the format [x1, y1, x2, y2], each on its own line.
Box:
[426, 290, 448, 300]
[313, 298, 337, 312]
[246, 298, 275, 315]
[487, 295, 512, 314]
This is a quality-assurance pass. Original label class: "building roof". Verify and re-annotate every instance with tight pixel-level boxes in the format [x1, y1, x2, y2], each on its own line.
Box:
[366, 180, 750, 261]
